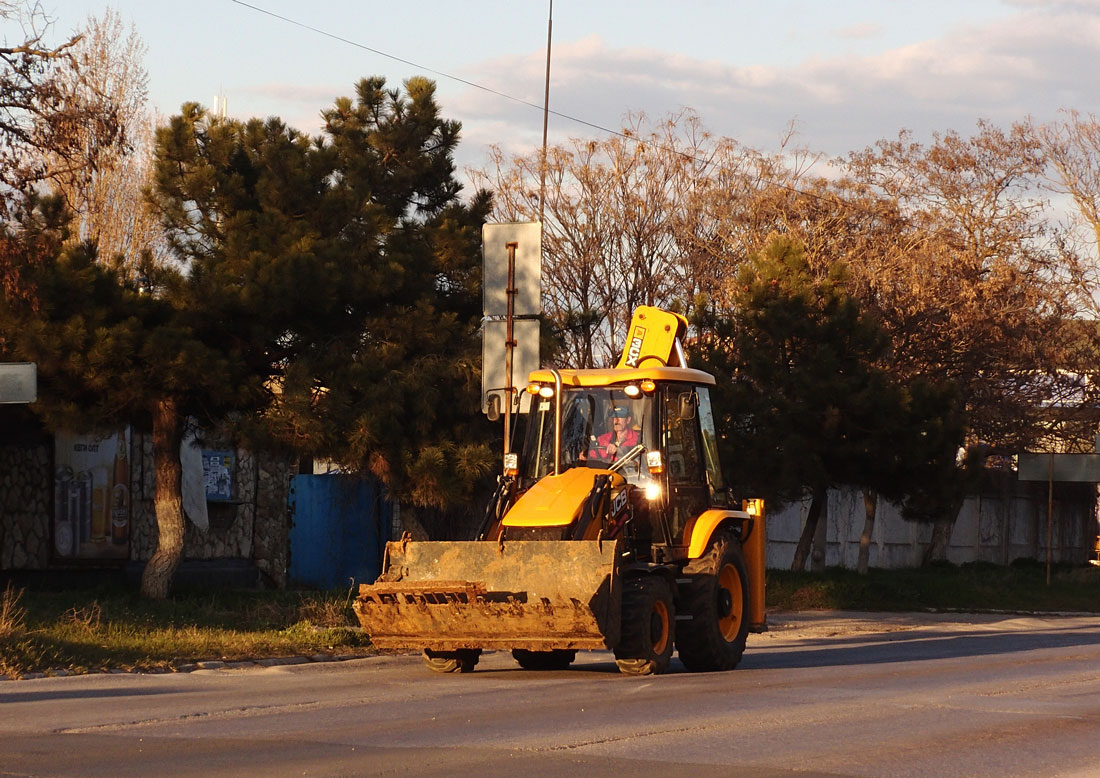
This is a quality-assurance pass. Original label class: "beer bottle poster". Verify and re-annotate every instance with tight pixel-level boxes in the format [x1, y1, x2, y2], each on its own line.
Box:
[53, 428, 131, 561]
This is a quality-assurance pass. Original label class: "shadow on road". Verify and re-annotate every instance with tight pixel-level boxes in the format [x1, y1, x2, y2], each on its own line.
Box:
[741, 623, 1100, 670]
[471, 620, 1100, 677]
[0, 684, 186, 704]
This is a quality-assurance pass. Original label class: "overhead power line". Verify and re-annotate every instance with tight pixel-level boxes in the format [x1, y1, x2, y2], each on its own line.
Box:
[228, 0, 624, 140]
[227, 0, 841, 205]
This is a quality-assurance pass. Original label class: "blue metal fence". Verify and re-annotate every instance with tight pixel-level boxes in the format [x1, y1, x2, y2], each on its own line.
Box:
[287, 474, 391, 589]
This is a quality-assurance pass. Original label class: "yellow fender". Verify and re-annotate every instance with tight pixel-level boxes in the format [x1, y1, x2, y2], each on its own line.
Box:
[685, 501, 767, 632]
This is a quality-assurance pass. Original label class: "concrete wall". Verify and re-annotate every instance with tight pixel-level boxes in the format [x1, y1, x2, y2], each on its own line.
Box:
[766, 477, 1098, 570]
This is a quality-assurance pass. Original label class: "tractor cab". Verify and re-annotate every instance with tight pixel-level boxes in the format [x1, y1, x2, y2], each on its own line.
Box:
[508, 368, 730, 561]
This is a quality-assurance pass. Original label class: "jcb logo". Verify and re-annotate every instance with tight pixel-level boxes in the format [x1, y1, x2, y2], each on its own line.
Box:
[624, 327, 646, 367]
[611, 488, 628, 516]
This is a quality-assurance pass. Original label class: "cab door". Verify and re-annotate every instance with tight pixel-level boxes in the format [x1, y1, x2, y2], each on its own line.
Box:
[661, 384, 709, 542]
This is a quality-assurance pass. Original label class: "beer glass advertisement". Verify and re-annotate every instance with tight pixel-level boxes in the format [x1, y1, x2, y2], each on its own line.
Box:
[53, 428, 131, 561]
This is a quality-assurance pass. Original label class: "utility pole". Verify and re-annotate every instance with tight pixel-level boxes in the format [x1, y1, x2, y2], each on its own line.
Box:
[538, 0, 553, 227]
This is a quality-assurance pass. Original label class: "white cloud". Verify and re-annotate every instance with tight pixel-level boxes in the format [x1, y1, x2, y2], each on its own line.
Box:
[448, 4, 1100, 164]
[834, 22, 882, 40]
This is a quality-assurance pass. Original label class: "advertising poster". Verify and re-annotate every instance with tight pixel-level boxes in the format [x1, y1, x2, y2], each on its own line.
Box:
[53, 428, 131, 561]
[202, 450, 234, 502]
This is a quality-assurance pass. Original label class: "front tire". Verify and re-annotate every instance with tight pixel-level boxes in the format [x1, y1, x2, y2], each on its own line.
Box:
[675, 531, 749, 672]
[422, 648, 481, 673]
[512, 649, 576, 671]
[614, 576, 675, 675]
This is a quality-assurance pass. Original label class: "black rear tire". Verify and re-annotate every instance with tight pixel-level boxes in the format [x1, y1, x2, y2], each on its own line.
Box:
[511, 649, 577, 671]
[614, 576, 675, 675]
[675, 531, 749, 672]
[422, 648, 481, 673]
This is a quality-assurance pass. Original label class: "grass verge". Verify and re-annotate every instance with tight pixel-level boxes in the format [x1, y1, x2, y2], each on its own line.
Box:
[0, 582, 371, 679]
[767, 559, 1100, 612]
[4, 561, 1098, 678]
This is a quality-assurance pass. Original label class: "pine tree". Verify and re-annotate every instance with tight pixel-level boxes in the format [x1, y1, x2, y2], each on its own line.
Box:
[4, 77, 493, 597]
[693, 235, 964, 571]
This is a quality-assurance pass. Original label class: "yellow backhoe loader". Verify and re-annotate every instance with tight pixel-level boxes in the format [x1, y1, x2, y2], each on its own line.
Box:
[355, 307, 766, 674]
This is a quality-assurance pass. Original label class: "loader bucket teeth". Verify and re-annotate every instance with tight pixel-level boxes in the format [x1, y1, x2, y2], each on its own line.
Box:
[354, 539, 622, 652]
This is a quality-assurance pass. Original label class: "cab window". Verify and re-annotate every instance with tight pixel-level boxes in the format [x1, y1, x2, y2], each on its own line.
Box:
[662, 384, 708, 541]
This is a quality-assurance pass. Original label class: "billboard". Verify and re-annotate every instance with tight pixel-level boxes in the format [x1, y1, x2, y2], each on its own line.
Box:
[1017, 453, 1100, 483]
[53, 428, 131, 561]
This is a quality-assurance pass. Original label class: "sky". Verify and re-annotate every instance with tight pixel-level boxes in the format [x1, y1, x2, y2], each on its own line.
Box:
[20, 0, 1100, 180]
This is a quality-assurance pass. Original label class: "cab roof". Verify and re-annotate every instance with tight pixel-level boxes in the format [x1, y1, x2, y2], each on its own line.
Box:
[527, 366, 716, 387]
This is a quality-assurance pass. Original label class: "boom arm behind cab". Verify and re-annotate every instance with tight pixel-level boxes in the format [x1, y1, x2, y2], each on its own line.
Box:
[616, 306, 689, 369]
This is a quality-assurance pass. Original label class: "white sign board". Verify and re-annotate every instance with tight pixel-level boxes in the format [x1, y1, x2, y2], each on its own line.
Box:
[482, 319, 540, 415]
[0, 362, 36, 404]
[483, 222, 542, 317]
[1018, 452, 1100, 483]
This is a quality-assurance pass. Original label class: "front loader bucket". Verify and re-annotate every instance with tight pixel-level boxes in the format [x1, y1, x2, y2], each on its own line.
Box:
[355, 539, 621, 652]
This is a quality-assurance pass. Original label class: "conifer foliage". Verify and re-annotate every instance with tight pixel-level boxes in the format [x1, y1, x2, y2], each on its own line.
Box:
[693, 235, 965, 570]
[3, 77, 492, 596]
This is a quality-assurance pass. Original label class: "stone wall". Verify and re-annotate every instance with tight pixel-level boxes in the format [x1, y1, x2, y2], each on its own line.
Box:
[3, 430, 295, 586]
[0, 442, 50, 569]
[253, 452, 291, 586]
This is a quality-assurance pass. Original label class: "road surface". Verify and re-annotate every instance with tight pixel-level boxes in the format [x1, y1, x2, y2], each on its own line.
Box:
[3, 610, 1099, 777]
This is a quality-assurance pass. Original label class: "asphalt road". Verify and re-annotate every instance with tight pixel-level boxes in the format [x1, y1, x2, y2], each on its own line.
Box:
[3, 611, 1100, 778]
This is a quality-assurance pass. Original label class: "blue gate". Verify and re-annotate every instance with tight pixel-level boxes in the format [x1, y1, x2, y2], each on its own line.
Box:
[287, 474, 391, 589]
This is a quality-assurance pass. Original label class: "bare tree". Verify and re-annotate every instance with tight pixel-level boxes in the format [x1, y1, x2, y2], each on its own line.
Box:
[1033, 110, 1100, 317]
[687, 121, 1093, 566]
[843, 122, 1095, 559]
[474, 110, 732, 367]
[44, 8, 164, 274]
[0, 2, 122, 213]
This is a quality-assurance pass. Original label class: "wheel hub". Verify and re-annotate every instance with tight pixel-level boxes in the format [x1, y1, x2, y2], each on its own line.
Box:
[717, 586, 733, 617]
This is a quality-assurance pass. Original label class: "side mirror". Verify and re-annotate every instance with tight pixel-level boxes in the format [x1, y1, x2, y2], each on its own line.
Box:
[678, 391, 697, 421]
[486, 394, 502, 422]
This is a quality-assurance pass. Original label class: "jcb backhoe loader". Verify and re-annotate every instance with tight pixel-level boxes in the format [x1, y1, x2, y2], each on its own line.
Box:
[355, 307, 766, 675]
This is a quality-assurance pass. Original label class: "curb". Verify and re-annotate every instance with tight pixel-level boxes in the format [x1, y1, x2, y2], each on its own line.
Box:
[0, 651, 377, 682]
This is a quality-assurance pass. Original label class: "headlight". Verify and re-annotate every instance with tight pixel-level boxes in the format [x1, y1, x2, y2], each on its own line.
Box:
[644, 481, 662, 501]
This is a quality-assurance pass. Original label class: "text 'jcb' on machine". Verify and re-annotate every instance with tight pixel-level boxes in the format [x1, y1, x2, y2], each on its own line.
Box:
[355, 306, 766, 674]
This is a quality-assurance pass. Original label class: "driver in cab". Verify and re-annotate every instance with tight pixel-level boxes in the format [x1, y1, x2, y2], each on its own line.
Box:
[590, 406, 638, 463]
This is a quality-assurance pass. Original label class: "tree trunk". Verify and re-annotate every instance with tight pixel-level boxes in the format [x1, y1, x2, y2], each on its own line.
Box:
[791, 486, 827, 572]
[858, 488, 878, 575]
[922, 501, 962, 566]
[140, 396, 185, 599]
[810, 495, 828, 572]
